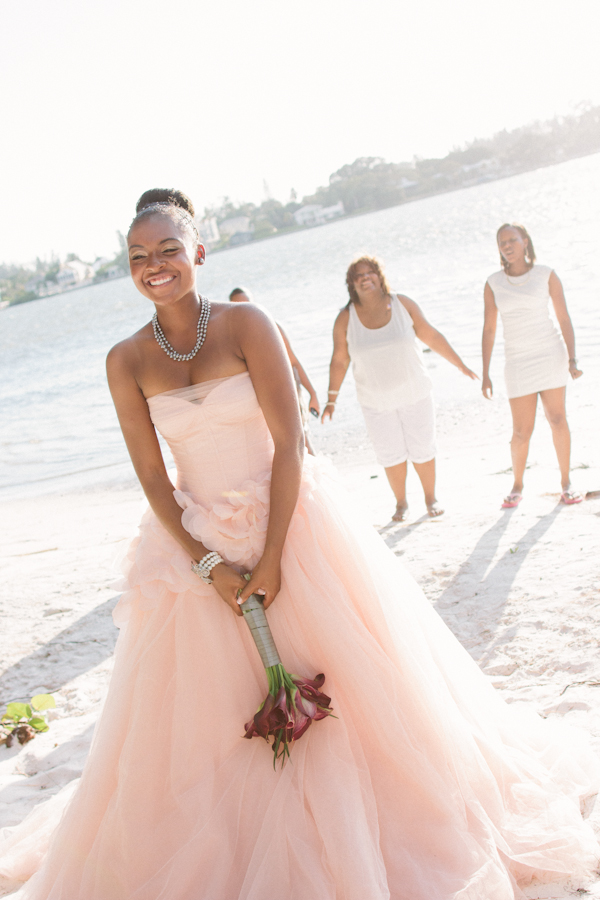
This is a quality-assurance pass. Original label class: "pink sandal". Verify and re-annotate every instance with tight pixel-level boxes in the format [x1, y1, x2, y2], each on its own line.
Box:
[560, 488, 583, 505]
[501, 492, 522, 509]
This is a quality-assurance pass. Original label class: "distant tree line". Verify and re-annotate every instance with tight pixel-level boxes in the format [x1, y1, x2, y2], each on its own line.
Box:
[2, 105, 599, 306]
[206, 104, 600, 237]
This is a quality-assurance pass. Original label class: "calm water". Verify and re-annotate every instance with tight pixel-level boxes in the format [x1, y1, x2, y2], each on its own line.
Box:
[1, 154, 599, 499]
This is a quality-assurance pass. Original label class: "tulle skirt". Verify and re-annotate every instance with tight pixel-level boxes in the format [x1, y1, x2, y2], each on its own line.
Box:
[1, 458, 598, 899]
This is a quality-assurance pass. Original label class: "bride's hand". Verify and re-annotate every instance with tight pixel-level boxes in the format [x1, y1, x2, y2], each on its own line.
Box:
[210, 564, 246, 617]
[237, 556, 281, 611]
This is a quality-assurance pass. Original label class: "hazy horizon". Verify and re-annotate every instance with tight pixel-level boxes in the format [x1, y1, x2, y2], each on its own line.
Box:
[2, 0, 599, 265]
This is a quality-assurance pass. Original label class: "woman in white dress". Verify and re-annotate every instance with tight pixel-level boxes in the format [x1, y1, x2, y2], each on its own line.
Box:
[482, 224, 583, 508]
[322, 256, 477, 521]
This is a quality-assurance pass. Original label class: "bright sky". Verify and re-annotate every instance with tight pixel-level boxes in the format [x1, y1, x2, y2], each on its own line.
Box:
[1, 0, 599, 265]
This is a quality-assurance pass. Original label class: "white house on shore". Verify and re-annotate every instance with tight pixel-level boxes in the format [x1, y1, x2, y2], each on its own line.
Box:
[293, 201, 345, 228]
[218, 215, 254, 246]
[56, 260, 93, 288]
[219, 216, 253, 237]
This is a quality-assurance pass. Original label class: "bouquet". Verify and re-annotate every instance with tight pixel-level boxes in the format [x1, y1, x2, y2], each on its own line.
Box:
[239, 579, 334, 768]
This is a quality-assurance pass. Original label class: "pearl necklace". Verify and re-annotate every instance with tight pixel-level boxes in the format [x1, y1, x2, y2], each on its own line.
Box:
[152, 297, 211, 362]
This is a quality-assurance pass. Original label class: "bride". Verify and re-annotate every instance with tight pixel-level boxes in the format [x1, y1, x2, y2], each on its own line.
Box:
[1, 191, 599, 900]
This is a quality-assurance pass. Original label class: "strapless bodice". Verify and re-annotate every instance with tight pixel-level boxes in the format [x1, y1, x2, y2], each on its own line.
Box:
[147, 372, 275, 507]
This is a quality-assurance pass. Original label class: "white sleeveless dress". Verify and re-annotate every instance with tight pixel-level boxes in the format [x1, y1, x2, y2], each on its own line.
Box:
[486, 265, 569, 398]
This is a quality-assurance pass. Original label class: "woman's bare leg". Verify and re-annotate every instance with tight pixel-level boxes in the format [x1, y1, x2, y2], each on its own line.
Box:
[539, 386, 571, 489]
[413, 458, 443, 516]
[508, 393, 538, 493]
[385, 461, 408, 520]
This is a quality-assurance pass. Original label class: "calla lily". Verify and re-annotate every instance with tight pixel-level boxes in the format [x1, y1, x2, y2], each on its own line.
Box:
[242, 663, 335, 768]
[240, 578, 335, 768]
[244, 692, 276, 740]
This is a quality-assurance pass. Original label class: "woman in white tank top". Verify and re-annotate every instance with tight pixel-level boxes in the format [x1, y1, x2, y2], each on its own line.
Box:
[322, 256, 477, 521]
[482, 224, 583, 508]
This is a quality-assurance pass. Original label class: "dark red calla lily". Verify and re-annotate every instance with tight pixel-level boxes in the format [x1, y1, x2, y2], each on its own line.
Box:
[243, 666, 336, 768]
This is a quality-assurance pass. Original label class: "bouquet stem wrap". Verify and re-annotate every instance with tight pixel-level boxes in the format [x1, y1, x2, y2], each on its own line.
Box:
[239, 577, 334, 768]
[239, 594, 281, 668]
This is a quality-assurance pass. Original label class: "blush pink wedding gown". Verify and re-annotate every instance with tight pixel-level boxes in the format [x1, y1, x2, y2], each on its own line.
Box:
[1, 372, 599, 900]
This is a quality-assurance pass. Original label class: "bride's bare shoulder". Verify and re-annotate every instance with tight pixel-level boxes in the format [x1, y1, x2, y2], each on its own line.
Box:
[106, 322, 153, 372]
[216, 300, 279, 335]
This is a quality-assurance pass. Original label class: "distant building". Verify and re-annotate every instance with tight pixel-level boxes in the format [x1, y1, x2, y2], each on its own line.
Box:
[218, 215, 254, 247]
[219, 216, 252, 237]
[293, 205, 322, 227]
[293, 201, 345, 228]
[92, 257, 111, 274]
[229, 231, 253, 246]
[56, 260, 93, 288]
[195, 216, 220, 248]
[398, 177, 419, 194]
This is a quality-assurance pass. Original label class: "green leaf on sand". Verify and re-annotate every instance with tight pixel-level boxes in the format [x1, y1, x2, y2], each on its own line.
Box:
[5, 703, 28, 719]
[31, 694, 56, 712]
[29, 718, 49, 732]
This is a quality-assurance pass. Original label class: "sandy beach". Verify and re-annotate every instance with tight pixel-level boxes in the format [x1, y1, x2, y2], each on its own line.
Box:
[1, 369, 599, 898]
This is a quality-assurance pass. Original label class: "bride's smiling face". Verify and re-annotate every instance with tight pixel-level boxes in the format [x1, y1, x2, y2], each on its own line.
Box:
[127, 213, 204, 307]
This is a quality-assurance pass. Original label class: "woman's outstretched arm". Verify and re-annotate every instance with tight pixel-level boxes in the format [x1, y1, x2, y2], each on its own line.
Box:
[277, 323, 320, 414]
[321, 308, 351, 422]
[549, 271, 583, 380]
[482, 283, 498, 399]
[398, 295, 479, 380]
[106, 343, 246, 616]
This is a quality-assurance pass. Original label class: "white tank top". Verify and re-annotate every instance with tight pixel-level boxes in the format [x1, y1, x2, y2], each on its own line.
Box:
[346, 294, 432, 411]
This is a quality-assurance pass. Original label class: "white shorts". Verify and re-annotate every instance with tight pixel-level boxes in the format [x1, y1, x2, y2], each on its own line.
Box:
[361, 394, 436, 467]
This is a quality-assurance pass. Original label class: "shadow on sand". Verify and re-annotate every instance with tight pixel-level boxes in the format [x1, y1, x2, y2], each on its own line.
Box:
[0, 596, 120, 705]
[434, 503, 565, 660]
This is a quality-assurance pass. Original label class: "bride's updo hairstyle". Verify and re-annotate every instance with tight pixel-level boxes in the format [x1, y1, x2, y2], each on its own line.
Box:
[129, 188, 200, 245]
[496, 223, 536, 271]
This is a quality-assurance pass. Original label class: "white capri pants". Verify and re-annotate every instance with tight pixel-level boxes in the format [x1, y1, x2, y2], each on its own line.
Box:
[361, 393, 437, 468]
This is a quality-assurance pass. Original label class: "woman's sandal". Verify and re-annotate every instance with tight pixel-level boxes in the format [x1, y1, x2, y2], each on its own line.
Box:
[560, 488, 583, 505]
[427, 501, 444, 518]
[501, 492, 522, 508]
[392, 503, 409, 522]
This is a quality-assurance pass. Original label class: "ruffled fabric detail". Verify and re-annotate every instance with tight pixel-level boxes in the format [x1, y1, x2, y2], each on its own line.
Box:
[175, 473, 270, 570]
[175, 465, 320, 571]
[112, 458, 334, 629]
[112, 506, 209, 628]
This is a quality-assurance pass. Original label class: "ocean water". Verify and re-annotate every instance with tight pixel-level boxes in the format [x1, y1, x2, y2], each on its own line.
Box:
[1, 153, 599, 500]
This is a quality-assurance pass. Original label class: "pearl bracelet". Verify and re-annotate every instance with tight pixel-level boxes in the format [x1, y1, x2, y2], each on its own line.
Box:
[191, 551, 224, 584]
